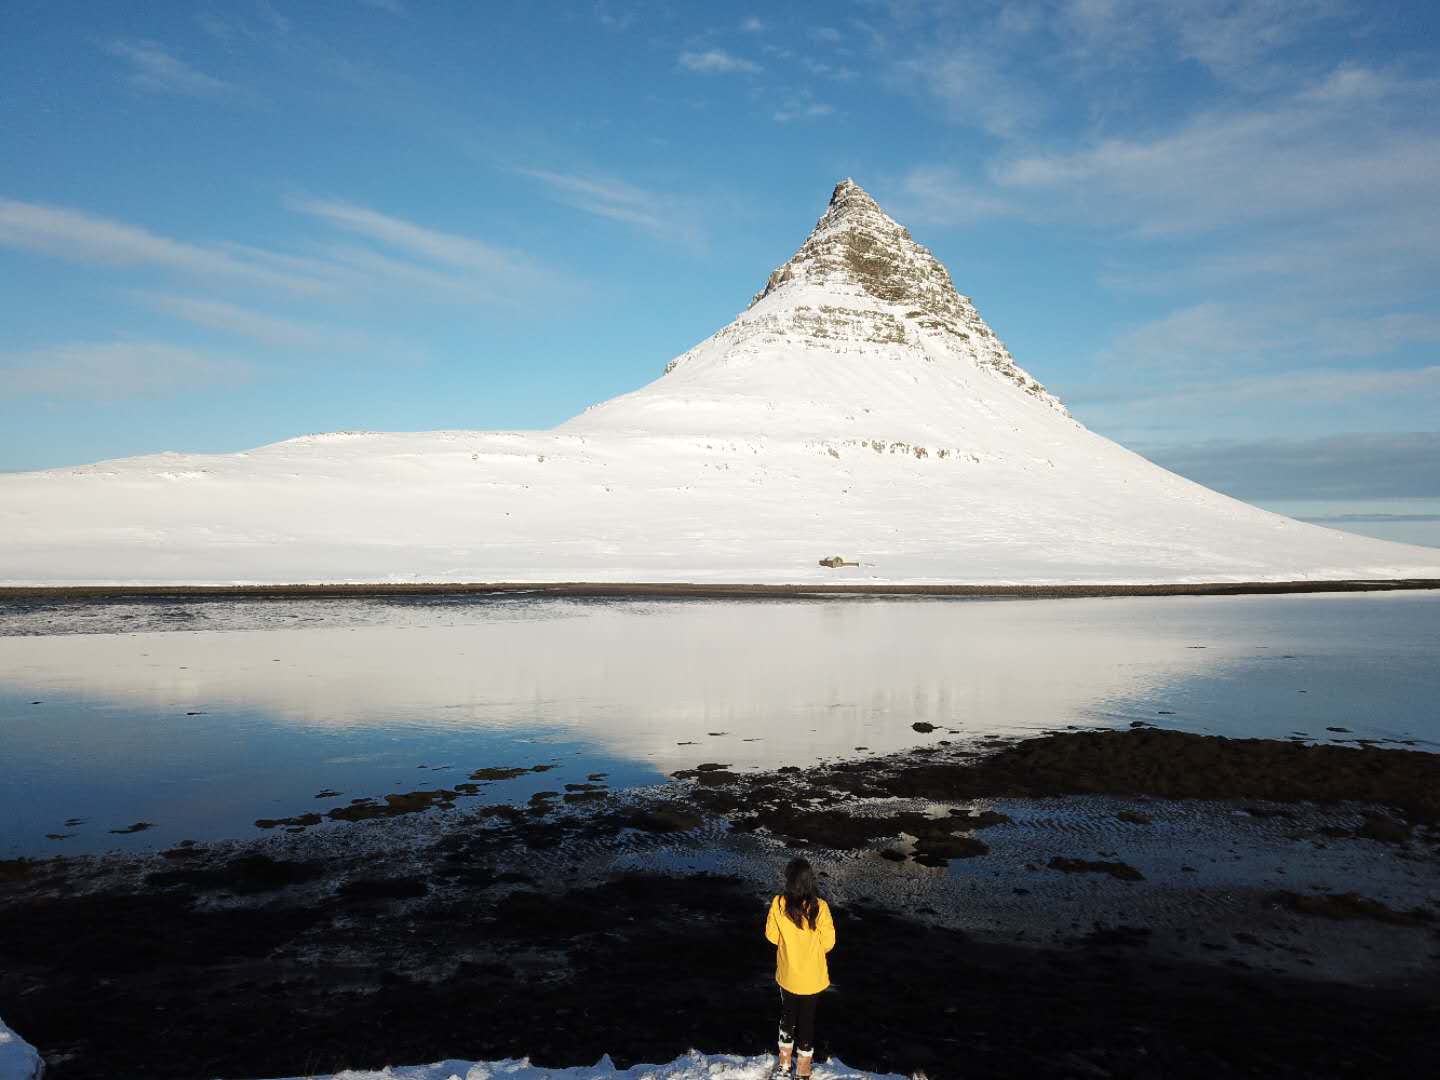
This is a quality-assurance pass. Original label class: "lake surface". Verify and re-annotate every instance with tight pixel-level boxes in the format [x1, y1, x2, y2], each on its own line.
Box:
[2, 592, 1437, 857]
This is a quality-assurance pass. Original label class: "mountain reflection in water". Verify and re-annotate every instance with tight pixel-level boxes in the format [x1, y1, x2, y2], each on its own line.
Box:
[1, 593, 1436, 855]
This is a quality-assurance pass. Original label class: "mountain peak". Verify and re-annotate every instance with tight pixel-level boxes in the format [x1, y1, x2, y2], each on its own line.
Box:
[827, 177, 882, 217]
[748, 178, 935, 309]
[740, 180, 1065, 412]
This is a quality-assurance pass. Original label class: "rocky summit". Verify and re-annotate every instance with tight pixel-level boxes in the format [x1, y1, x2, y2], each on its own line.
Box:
[745, 179, 1060, 409]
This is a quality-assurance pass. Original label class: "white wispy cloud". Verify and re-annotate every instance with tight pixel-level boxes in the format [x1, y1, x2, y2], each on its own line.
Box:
[194, 13, 250, 44]
[0, 342, 248, 399]
[800, 58, 857, 80]
[290, 199, 519, 273]
[1064, 360, 1440, 449]
[1069, 363, 1440, 416]
[594, 2, 636, 31]
[516, 168, 704, 248]
[1099, 304, 1440, 375]
[890, 167, 1018, 226]
[1160, 0, 1347, 85]
[289, 198, 565, 303]
[135, 293, 364, 349]
[1047, 0, 1350, 85]
[992, 68, 1440, 235]
[358, 0, 409, 15]
[0, 195, 570, 311]
[0, 198, 329, 295]
[1136, 432, 1440, 500]
[316, 241, 528, 303]
[1065, 295, 1440, 445]
[894, 64, 1440, 337]
[104, 39, 242, 99]
[255, 1, 291, 37]
[887, 1, 1361, 138]
[677, 49, 761, 74]
[773, 95, 835, 124]
[892, 47, 1044, 137]
[193, 4, 289, 44]
[741, 17, 765, 33]
[1098, 210, 1440, 305]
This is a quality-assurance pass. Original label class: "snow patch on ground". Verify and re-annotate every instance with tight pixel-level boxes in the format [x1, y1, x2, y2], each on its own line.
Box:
[0, 1015, 43, 1080]
[253, 1051, 903, 1080]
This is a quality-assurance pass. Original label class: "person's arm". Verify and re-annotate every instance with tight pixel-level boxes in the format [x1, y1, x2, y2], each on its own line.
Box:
[765, 896, 781, 944]
[819, 901, 836, 953]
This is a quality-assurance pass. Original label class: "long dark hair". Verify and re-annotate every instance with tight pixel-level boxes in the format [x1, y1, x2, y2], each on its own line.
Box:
[782, 856, 820, 930]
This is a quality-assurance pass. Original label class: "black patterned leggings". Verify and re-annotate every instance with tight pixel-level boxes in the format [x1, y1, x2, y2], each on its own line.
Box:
[778, 987, 820, 1056]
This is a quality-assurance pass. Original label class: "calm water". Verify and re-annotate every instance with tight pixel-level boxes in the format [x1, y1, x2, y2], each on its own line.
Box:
[1, 592, 1437, 857]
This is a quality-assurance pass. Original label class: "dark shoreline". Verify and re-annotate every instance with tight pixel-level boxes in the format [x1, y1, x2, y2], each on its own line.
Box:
[3, 729, 1439, 1079]
[3, 871, 1435, 1080]
[2, 577, 1439, 601]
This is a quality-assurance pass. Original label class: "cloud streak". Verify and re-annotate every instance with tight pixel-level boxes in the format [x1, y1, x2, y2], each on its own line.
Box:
[992, 67, 1440, 236]
[105, 39, 242, 100]
[1071, 363, 1440, 409]
[517, 168, 705, 248]
[773, 95, 834, 124]
[135, 293, 364, 350]
[290, 199, 523, 274]
[358, 0, 408, 15]
[288, 198, 570, 303]
[677, 49, 761, 74]
[0, 199, 329, 295]
[891, 167, 1018, 226]
[892, 47, 1042, 138]
[0, 342, 248, 399]
[1138, 432, 1440, 500]
[1098, 304, 1440, 376]
[0, 194, 571, 310]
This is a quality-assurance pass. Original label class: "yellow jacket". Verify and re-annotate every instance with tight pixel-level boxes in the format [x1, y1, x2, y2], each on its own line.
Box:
[765, 894, 836, 995]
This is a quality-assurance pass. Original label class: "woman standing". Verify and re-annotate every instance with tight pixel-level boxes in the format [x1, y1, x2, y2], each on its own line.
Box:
[764, 857, 836, 1077]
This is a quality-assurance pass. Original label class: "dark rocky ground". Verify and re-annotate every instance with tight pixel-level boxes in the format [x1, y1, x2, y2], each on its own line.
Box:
[3, 729, 1439, 1080]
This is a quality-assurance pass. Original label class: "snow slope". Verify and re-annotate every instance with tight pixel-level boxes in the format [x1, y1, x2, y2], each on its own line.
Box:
[253, 1051, 903, 1080]
[3, 180, 1438, 587]
[0, 1015, 43, 1080]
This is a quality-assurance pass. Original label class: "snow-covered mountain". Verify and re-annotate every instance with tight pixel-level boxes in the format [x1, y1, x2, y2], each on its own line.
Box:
[3, 179, 1438, 587]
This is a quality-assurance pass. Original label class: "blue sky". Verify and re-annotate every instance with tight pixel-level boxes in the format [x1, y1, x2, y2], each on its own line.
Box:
[2, 2, 1437, 541]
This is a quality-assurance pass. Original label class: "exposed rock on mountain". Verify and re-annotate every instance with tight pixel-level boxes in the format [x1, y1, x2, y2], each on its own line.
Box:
[748, 179, 1059, 406]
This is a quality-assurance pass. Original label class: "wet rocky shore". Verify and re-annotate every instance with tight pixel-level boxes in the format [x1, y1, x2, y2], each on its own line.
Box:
[2, 728, 1439, 1079]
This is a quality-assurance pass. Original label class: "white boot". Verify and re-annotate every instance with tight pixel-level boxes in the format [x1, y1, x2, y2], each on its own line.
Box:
[772, 1044, 793, 1077]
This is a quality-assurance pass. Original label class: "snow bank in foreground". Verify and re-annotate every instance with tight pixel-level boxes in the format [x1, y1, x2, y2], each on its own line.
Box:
[0, 1016, 43, 1080]
[255, 1050, 905, 1080]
